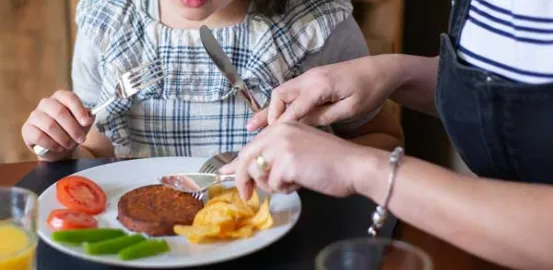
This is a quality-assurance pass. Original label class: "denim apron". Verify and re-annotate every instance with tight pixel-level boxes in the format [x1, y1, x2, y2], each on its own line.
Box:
[436, 0, 553, 184]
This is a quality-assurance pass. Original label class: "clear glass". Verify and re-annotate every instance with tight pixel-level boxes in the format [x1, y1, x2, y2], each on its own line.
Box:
[316, 238, 432, 270]
[0, 187, 38, 270]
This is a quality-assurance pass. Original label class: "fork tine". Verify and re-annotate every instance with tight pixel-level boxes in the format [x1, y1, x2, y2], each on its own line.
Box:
[128, 64, 163, 84]
[207, 164, 219, 174]
[199, 163, 218, 174]
[128, 59, 161, 74]
[208, 166, 217, 174]
[199, 158, 213, 172]
[198, 164, 209, 173]
[132, 74, 166, 90]
[199, 164, 212, 173]
[192, 192, 204, 201]
[198, 152, 239, 173]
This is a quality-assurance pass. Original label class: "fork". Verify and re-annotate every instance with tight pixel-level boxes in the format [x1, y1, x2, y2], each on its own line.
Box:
[159, 172, 236, 201]
[198, 151, 239, 174]
[33, 59, 165, 156]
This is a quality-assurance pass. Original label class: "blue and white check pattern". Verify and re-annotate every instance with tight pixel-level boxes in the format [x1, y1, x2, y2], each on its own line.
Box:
[75, 0, 352, 158]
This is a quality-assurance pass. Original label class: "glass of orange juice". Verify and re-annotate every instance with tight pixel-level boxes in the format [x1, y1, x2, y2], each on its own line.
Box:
[0, 187, 38, 270]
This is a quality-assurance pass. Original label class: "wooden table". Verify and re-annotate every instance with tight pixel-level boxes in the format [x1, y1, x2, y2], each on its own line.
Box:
[0, 161, 509, 270]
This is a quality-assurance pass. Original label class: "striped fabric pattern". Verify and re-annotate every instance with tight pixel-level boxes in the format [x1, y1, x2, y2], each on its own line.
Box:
[458, 0, 553, 84]
[75, 0, 352, 158]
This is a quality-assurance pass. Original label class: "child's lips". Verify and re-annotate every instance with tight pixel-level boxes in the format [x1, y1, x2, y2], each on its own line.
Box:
[180, 0, 208, 8]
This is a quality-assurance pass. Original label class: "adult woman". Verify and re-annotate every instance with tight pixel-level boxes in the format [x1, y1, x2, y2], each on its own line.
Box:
[222, 0, 553, 269]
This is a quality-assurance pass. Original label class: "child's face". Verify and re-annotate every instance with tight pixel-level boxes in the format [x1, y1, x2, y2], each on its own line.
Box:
[170, 0, 237, 21]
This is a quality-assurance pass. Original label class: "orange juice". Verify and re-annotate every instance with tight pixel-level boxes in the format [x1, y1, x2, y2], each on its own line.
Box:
[0, 224, 36, 270]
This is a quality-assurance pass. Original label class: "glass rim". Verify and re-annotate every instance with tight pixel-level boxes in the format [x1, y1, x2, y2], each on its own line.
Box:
[0, 186, 38, 200]
[315, 237, 433, 270]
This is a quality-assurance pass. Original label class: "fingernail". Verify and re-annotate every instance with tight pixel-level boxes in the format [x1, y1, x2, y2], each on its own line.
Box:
[77, 136, 85, 144]
[79, 117, 89, 126]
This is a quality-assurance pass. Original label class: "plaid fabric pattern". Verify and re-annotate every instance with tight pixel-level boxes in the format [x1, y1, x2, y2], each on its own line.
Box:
[75, 0, 352, 158]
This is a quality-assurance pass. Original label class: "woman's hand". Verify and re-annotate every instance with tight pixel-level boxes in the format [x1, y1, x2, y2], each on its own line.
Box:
[247, 55, 406, 131]
[220, 122, 380, 200]
[21, 90, 94, 161]
[247, 54, 440, 130]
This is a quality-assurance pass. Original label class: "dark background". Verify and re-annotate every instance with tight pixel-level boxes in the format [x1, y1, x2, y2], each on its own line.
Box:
[401, 0, 454, 167]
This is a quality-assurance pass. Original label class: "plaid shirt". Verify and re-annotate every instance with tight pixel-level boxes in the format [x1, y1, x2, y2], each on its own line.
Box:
[75, 0, 355, 158]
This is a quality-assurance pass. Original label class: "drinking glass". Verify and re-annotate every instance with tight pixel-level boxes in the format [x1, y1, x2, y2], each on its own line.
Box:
[0, 187, 38, 270]
[316, 238, 432, 270]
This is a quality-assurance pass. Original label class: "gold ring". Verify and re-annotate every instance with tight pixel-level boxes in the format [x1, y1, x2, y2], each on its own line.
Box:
[255, 155, 271, 171]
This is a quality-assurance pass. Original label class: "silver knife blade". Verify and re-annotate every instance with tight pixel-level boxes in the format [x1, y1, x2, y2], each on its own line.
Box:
[199, 25, 262, 112]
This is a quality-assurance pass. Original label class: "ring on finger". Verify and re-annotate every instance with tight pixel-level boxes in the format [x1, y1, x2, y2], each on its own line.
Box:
[256, 154, 271, 171]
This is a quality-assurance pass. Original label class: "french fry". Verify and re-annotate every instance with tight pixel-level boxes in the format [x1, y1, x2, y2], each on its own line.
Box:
[174, 186, 273, 244]
[240, 198, 271, 230]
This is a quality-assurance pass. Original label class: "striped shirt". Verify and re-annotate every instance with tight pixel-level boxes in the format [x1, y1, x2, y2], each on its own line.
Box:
[458, 0, 553, 84]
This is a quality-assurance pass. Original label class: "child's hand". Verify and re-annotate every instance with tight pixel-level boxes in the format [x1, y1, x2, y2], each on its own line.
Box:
[21, 90, 95, 161]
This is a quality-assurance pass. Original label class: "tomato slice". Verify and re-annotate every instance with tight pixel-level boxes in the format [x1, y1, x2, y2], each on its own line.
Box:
[47, 209, 98, 231]
[56, 175, 107, 215]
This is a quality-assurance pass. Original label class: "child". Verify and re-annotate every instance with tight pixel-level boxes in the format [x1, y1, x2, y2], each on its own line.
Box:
[21, 0, 403, 161]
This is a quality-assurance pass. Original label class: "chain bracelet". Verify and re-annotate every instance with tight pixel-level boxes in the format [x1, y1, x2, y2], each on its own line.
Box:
[368, 146, 404, 237]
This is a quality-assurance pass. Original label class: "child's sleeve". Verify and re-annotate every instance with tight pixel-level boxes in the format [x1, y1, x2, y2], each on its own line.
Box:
[301, 15, 382, 133]
[71, 31, 103, 108]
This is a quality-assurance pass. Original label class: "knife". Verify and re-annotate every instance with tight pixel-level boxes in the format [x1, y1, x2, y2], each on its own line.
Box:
[199, 25, 262, 112]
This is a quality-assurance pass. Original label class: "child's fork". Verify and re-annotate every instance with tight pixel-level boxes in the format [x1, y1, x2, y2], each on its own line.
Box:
[33, 59, 165, 156]
[198, 151, 239, 174]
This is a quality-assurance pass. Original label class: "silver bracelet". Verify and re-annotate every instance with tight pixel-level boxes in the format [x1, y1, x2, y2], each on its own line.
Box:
[368, 146, 404, 237]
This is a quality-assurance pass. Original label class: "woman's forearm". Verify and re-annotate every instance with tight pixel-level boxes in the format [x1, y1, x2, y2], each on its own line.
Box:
[355, 149, 553, 270]
[339, 100, 404, 151]
[348, 133, 400, 151]
[382, 55, 440, 117]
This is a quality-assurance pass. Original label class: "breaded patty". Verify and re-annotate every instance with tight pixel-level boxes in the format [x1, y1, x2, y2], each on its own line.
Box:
[117, 185, 203, 236]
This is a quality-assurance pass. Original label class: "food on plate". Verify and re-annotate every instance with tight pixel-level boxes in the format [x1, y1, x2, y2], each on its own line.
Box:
[118, 239, 170, 261]
[52, 228, 170, 261]
[83, 234, 146, 255]
[51, 228, 125, 244]
[174, 186, 273, 244]
[56, 175, 107, 215]
[47, 209, 98, 231]
[117, 185, 204, 236]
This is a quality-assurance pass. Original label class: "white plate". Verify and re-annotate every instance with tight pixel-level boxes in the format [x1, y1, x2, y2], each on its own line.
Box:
[37, 157, 302, 268]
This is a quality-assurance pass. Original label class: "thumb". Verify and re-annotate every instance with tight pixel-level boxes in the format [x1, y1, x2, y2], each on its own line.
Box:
[247, 109, 269, 131]
[267, 79, 302, 125]
[219, 159, 238, 174]
[300, 99, 355, 126]
[276, 94, 319, 124]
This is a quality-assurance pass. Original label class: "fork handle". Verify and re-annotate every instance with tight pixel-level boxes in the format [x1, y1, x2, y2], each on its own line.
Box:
[33, 95, 117, 156]
[90, 95, 116, 115]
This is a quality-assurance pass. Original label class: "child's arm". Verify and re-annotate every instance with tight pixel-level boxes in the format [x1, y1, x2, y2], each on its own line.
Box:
[74, 126, 114, 158]
[334, 100, 404, 150]
[21, 31, 114, 162]
[70, 32, 115, 159]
